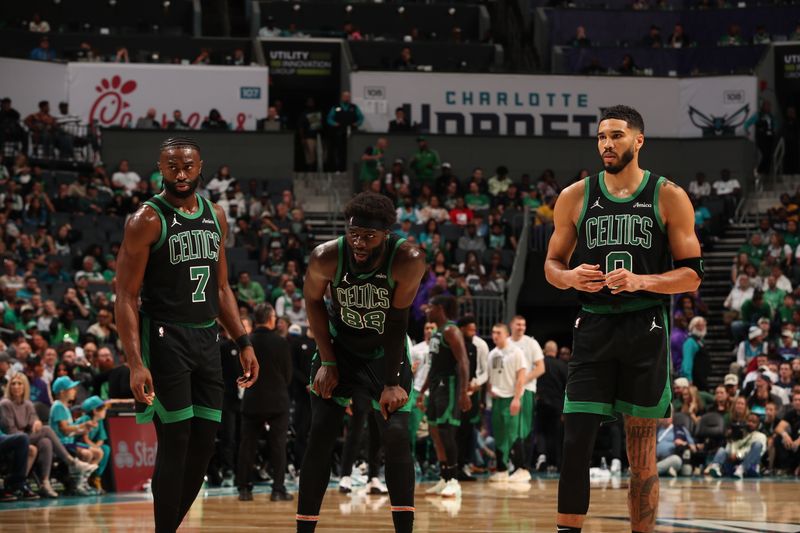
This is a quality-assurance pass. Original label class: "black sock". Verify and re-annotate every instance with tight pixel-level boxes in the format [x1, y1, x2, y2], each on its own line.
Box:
[375, 411, 414, 533]
[556, 526, 580, 533]
[297, 396, 345, 529]
[152, 417, 192, 533]
[175, 417, 220, 528]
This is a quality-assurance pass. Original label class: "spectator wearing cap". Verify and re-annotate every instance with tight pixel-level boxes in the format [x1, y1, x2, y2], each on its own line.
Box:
[49, 376, 102, 495]
[327, 91, 363, 172]
[724, 373, 740, 398]
[735, 326, 768, 372]
[75, 396, 109, 493]
[1, 373, 97, 498]
[386, 159, 411, 202]
[410, 136, 441, 186]
[359, 138, 388, 190]
[237, 303, 293, 501]
[778, 330, 800, 361]
[285, 294, 308, 329]
[742, 355, 778, 393]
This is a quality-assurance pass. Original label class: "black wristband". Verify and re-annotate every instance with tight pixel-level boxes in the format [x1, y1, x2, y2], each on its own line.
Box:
[235, 334, 252, 351]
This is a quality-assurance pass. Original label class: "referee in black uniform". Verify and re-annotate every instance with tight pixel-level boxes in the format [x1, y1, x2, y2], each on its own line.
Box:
[237, 303, 293, 502]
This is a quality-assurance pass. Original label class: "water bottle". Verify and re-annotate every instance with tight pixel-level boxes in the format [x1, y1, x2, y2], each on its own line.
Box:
[600, 457, 608, 471]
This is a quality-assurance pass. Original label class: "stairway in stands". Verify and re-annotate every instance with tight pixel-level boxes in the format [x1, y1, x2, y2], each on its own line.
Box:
[294, 172, 352, 247]
[701, 217, 757, 387]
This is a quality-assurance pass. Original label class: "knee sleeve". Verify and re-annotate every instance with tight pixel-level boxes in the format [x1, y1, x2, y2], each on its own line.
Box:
[558, 413, 603, 516]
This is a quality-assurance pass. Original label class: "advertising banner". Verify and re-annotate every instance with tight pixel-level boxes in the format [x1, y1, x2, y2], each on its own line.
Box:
[774, 43, 800, 108]
[351, 72, 756, 138]
[260, 38, 341, 93]
[67, 63, 269, 130]
[0, 58, 67, 118]
[107, 415, 157, 492]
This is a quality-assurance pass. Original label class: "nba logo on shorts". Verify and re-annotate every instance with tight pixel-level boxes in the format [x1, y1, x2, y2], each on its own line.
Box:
[159, 327, 165, 338]
[574, 317, 581, 329]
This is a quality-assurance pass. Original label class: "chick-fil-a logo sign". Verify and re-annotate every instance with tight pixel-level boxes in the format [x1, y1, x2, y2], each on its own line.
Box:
[89, 75, 137, 127]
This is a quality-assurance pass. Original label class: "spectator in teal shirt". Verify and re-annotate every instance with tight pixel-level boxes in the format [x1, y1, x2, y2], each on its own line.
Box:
[76, 396, 110, 493]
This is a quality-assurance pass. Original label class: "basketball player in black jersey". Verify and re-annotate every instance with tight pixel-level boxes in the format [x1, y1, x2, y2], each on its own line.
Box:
[417, 295, 471, 497]
[545, 106, 702, 533]
[297, 192, 426, 533]
[116, 138, 259, 533]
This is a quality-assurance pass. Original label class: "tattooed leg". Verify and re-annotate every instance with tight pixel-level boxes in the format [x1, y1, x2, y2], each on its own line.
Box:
[624, 415, 659, 533]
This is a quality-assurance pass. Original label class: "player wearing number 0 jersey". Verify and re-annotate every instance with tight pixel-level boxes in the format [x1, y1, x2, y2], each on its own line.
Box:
[297, 192, 426, 533]
[116, 138, 258, 533]
[545, 106, 702, 533]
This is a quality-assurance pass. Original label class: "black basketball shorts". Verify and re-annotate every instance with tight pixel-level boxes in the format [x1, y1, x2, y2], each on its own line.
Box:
[426, 375, 461, 427]
[309, 336, 413, 414]
[564, 304, 672, 420]
[135, 314, 224, 425]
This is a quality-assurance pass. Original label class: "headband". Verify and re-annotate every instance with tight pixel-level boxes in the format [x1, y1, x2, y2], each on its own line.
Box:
[347, 215, 390, 231]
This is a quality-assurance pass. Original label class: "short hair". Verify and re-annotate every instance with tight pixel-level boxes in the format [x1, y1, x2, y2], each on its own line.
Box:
[160, 137, 200, 153]
[511, 315, 525, 323]
[343, 192, 396, 228]
[430, 294, 457, 319]
[457, 315, 476, 328]
[492, 323, 509, 334]
[600, 105, 645, 133]
[253, 303, 275, 325]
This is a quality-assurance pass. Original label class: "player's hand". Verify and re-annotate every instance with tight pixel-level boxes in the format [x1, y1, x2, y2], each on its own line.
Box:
[237, 346, 259, 388]
[379, 385, 408, 421]
[416, 392, 425, 410]
[130, 365, 155, 405]
[566, 264, 605, 292]
[313, 364, 339, 399]
[459, 391, 472, 413]
[604, 268, 645, 294]
[510, 397, 521, 416]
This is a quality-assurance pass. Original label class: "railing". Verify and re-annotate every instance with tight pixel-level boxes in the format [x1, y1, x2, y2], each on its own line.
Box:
[505, 206, 532, 322]
[2, 120, 99, 164]
[459, 293, 506, 337]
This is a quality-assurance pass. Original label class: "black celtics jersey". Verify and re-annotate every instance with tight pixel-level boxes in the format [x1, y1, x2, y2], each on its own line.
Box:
[428, 322, 458, 382]
[572, 171, 672, 311]
[329, 234, 405, 358]
[140, 193, 222, 324]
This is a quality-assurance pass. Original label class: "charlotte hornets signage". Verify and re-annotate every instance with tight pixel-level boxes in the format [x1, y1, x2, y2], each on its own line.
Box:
[351, 72, 756, 138]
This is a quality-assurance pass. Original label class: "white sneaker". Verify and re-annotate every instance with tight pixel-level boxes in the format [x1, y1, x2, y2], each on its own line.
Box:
[509, 468, 531, 483]
[339, 475, 353, 493]
[610, 458, 622, 476]
[440, 478, 461, 498]
[704, 463, 722, 478]
[535, 454, 547, 471]
[425, 478, 447, 494]
[350, 466, 368, 486]
[69, 460, 98, 476]
[667, 466, 678, 478]
[489, 471, 509, 483]
[368, 477, 388, 494]
[733, 465, 744, 480]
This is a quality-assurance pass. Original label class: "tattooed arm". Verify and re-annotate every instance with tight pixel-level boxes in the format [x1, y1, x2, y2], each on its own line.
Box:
[625, 415, 659, 533]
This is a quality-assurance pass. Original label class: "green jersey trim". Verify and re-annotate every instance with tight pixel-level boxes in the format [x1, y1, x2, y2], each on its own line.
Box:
[334, 237, 344, 286]
[173, 319, 217, 329]
[576, 176, 591, 229]
[653, 176, 666, 233]
[207, 197, 222, 234]
[152, 193, 206, 220]
[144, 201, 168, 252]
[581, 298, 662, 314]
[387, 237, 407, 289]
[427, 375, 461, 427]
[562, 396, 615, 418]
[599, 170, 651, 203]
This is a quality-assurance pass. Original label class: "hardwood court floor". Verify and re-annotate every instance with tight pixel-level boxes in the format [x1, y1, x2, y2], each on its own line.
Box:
[2, 477, 800, 532]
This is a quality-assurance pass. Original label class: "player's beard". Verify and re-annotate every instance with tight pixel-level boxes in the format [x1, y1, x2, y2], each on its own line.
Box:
[601, 144, 635, 174]
[350, 241, 386, 273]
[163, 177, 200, 199]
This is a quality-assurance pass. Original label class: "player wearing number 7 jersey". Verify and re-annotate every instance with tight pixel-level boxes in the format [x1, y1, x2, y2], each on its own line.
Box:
[545, 106, 702, 533]
[297, 191, 426, 533]
[115, 138, 258, 533]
